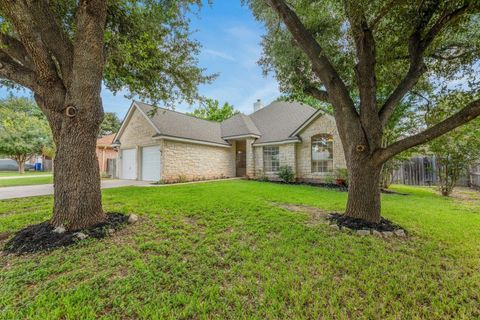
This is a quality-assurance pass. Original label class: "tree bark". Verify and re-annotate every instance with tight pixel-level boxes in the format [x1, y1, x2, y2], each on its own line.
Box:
[18, 159, 25, 174]
[49, 100, 106, 230]
[345, 158, 382, 223]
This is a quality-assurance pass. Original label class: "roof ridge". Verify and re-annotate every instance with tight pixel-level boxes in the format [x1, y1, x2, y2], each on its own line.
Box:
[133, 100, 221, 125]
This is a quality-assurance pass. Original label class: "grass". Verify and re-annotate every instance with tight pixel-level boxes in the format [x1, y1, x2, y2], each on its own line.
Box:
[0, 171, 51, 177]
[0, 180, 479, 319]
[0, 176, 53, 188]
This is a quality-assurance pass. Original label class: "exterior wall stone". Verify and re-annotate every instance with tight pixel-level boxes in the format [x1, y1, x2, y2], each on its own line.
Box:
[117, 108, 160, 179]
[119, 108, 158, 149]
[296, 114, 346, 182]
[161, 140, 235, 182]
[253, 143, 297, 180]
[245, 138, 256, 178]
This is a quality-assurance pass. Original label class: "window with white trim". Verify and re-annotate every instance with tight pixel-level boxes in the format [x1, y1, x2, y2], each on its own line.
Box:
[312, 134, 334, 173]
[263, 146, 280, 172]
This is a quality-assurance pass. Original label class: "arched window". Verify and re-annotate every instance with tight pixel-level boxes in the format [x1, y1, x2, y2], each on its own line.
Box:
[312, 134, 333, 173]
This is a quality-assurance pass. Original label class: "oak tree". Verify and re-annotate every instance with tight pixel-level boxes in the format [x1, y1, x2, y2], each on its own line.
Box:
[248, 0, 480, 222]
[0, 1, 211, 230]
[187, 98, 239, 122]
[0, 98, 52, 174]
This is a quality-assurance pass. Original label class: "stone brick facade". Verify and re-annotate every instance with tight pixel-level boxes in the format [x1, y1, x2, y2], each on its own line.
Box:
[160, 140, 235, 182]
[252, 114, 346, 182]
[296, 114, 346, 182]
[118, 108, 158, 149]
[253, 143, 297, 180]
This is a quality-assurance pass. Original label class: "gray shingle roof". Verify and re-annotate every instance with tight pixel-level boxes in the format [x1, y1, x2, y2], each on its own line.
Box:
[249, 101, 316, 144]
[130, 100, 317, 146]
[221, 113, 261, 138]
[134, 101, 229, 146]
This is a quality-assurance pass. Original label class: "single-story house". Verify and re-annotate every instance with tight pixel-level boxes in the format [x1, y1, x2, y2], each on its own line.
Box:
[113, 99, 347, 182]
[96, 134, 118, 173]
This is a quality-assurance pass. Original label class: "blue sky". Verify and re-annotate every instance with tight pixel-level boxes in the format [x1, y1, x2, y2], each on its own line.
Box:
[0, 1, 279, 119]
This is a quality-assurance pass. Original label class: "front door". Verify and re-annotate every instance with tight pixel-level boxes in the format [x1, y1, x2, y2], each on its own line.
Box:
[236, 140, 246, 177]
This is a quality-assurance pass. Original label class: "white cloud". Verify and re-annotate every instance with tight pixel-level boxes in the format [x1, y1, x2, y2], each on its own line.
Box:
[203, 49, 236, 61]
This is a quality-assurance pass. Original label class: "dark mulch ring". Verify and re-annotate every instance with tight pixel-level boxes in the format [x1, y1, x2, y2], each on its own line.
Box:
[327, 213, 407, 237]
[3, 213, 129, 255]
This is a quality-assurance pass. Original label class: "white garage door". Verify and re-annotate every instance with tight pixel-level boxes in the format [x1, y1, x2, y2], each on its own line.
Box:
[121, 149, 137, 180]
[142, 146, 161, 181]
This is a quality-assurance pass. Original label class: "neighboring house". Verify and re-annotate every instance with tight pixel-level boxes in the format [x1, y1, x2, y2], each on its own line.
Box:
[96, 134, 118, 173]
[113, 100, 346, 182]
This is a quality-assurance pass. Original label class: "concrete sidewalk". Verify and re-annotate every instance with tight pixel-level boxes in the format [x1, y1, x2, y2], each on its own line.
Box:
[0, 179, 150, 200]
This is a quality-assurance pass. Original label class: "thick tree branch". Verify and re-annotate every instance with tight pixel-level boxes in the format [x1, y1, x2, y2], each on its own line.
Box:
[0, 52, 38, 91]
[304, 86, 329, 103]
[0, 0, 61, 85]
[423, 4, 470, 45]
[67, 0, 107, 115]
[266, 0, 356, 115]
[378, 2, 471, 126]
[345, 1, 382, 149]
[0, 33, 32, 68]
[28, 1, 74, 85]
[376, 99, 480, 163]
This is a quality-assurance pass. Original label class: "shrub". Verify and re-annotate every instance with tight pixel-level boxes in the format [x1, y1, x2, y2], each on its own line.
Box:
[334, 168, 349, 185]
[277, 165, 295, 183]
[177, 175, 188, 183]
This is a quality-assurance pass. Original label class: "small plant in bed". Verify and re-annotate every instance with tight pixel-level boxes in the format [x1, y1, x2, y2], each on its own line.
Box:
[4, 213, 129, 254]
[277, 165, 295, 183]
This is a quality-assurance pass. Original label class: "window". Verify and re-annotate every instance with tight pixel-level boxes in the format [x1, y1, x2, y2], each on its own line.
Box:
[263, 146, 280, 172]
[312, 134, 333, 173]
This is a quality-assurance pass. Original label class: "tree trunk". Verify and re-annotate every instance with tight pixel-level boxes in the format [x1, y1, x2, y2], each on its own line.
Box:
[49, 101, 106, 231]
[18, 159, 25, 174]
[345, 159, 382, 223]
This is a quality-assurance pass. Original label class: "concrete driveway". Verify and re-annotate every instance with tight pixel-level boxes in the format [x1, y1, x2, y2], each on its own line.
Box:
[0, 179, 151, 200]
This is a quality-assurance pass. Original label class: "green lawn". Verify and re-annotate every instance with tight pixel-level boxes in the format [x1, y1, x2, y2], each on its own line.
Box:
[0, 176, 53, 187]
[0, 180, 479, 319]
[0, 171, 51, 177]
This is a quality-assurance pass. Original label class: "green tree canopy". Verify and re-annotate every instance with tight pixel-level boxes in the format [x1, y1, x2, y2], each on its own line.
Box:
[0, 98, 53, 173]
[187, 99, 239, 122]
[100, 112, 121, 136]
[426, 92, 480, 196]
[0, 1, 214, 106]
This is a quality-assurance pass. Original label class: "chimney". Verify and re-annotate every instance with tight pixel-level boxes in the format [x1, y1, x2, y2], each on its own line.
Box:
[253, 99, 263, 112]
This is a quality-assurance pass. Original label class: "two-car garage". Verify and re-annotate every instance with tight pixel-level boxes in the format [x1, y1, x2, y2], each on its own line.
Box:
[120, 146, 161, 181]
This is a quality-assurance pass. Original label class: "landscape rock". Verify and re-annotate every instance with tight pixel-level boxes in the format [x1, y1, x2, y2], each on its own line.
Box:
[107, 228, 115, 236]
[74, 232, 88, 240]
[128, 214, 139, 224]
[53, 226, 66, 234]
[382, 231, 394, 238]
[356, 229, 371, 236]
[329, 224, 340, 230]
[394, 229, 407, 237]
[372, 230, 383, 237]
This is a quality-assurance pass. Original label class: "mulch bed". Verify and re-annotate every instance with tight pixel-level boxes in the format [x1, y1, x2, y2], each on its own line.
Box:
[3, 213, 128, 254]
[327, 213, 401, 232]
[256, 180, 409, 195]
